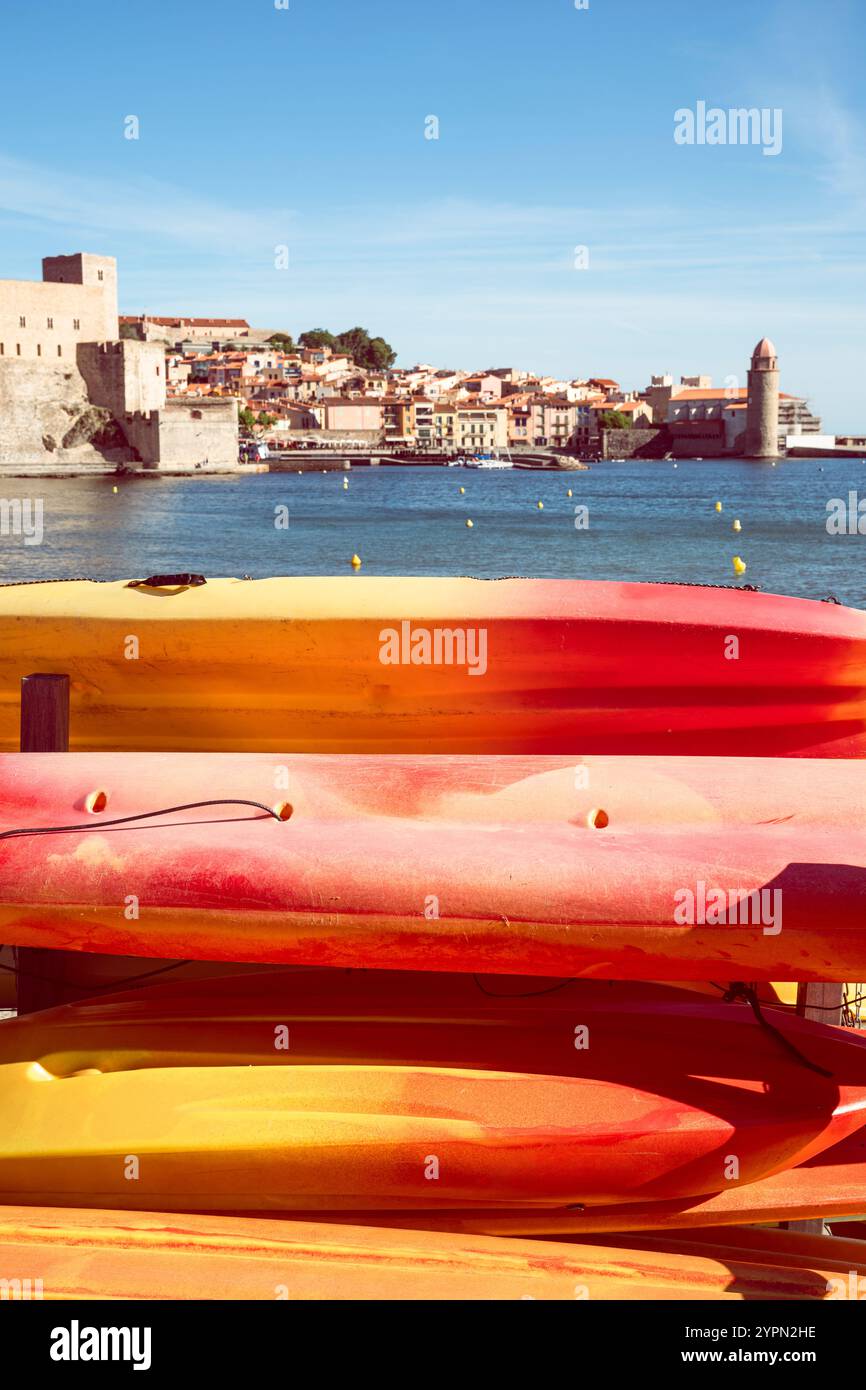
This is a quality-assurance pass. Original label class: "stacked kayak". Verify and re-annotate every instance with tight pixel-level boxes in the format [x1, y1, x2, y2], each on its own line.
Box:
[0, 577, 864, 756]
[1, 753, 864, 979]
[1, 972, 865, 1213]
[0, 1205, 861, 1301]
[1, 576, 864, 1298]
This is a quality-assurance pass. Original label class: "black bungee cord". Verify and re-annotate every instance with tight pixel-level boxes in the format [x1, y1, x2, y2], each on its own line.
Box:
[0, 798, 287, 842]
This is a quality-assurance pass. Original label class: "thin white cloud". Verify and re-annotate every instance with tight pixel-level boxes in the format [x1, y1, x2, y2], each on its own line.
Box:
[0, 153, 292, 250]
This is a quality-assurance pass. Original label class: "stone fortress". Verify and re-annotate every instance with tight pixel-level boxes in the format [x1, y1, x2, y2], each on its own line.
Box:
[0, 253, 238, 470]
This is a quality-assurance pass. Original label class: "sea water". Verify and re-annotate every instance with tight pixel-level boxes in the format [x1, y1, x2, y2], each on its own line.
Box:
[0, 458, 863, 607]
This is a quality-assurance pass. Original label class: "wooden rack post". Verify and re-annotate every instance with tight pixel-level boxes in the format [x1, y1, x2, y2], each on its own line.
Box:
[15, 673, 83, 1014]
[786, 982, 845, 1236]
[796, 982, 844, 1027]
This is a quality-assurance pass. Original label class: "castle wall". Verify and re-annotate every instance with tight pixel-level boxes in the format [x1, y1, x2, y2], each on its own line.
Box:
[147, 400, 239, 469]
[76, 345, 236, 467]
[78, 340, 166, 417]
[0, 253, 118, 366]
[0, 281, 114, 363]
[601, 427, 671, 459]
[0, 359, 134, 467]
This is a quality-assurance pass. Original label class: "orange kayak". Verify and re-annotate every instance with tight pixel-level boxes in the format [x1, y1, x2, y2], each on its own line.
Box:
[352, 1127, 866, 1236]
[2, 972, 866, 1212]
[0, 1206, 859, 1300]
[1, 753, 865, 979]
[0, 577, 863, 755]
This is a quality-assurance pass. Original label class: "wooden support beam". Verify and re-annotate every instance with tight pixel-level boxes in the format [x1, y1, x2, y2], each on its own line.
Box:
[796, 981, 844, 1027]
[15, 674, 85, 1015]
[786, 982, 846, 1238]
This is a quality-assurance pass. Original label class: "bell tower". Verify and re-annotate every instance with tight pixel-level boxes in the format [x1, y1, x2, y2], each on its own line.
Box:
[744, 337, 780, 458]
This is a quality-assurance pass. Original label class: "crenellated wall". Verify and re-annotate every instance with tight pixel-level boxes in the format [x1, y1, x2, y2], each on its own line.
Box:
[77, 340, 166, 417]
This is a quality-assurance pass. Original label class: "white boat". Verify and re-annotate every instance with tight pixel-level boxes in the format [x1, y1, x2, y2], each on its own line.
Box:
[465, 452, 513, 469]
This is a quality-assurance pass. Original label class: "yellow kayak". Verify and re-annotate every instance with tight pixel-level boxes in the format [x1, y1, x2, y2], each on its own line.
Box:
[1, 576, 865, 753]
[4, 967, 866, 1213]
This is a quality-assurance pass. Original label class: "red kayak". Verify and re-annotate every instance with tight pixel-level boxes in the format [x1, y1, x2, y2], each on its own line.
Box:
[0, 577, 864, 756]
[1, 972, 866, 1211]
[1, 753, 864, 979]
[317, 1127, 866, 1236]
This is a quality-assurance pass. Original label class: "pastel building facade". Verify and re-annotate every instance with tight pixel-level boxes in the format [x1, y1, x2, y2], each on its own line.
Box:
[322, 399, 384, 434]
[456, 405, 508, 451]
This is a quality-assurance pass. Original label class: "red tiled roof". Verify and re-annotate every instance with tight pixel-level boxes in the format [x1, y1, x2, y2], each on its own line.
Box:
[120, 316, 250, 328]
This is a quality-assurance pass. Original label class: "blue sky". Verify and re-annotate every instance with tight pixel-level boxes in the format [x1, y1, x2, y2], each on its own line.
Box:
[1, 0, 864, 428]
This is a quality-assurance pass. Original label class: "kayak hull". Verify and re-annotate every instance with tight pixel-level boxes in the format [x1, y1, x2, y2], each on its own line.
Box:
[355, 1128, 866, 1236]
[2, 974, 865, 1212]
[0, 578, 864, 755]
[1, 1206, 856, 1301]
[1, 753, 865, 979]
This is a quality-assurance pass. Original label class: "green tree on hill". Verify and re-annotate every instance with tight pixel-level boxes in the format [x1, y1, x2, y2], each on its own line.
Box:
[361, 334, 397, 371]
[599, 410, 632, 431]
[333, 327, 396, 370]
[267, 332, 295, 352]
[297, 326, 397, 370]
[298, 329, 336, 349]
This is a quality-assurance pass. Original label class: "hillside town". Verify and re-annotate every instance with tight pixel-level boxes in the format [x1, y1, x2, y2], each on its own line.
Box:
[120, 313, 829, 463]
[0, 249, 843, 474]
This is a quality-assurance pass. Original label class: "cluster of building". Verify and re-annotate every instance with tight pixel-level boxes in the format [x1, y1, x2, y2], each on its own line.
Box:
[0, 249, 828, 471]
[123, 314, 821, 460]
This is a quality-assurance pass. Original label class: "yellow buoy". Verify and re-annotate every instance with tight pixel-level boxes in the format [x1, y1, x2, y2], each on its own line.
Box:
[351, 554, 362, 569]
[342, 479, 349, 489]
[459, 486, 465, 495]
[732, 555, 747, 576]
[466, 519, 474, 528]
[566, 489, 573, 498]
[537, 501, 544, 510]
[732, 519, 741, 533]
[112, 486, 118, 494]
[714, 501, 723, 513]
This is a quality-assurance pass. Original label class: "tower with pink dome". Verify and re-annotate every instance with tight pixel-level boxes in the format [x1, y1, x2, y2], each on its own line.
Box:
[744, 337, 780, 458]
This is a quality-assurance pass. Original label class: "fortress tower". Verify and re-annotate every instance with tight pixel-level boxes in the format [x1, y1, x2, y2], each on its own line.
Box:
[42, 253, 118, 341]
[744, 337, 780, 458]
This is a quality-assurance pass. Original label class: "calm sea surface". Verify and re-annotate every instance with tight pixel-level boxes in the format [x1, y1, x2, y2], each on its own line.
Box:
[2, 458, 864, 607]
